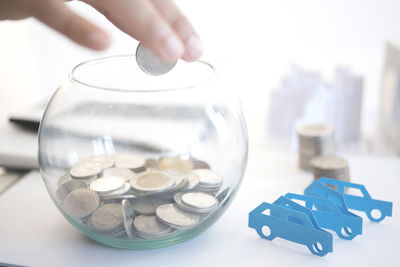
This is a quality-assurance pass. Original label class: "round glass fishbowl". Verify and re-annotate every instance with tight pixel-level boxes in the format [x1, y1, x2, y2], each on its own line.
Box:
[38, 55, 248, 249]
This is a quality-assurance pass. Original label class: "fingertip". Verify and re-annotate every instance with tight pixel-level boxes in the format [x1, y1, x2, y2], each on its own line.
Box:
[159, 35, 184, 63]
[86, 30, 111, 51]
[182, 35, 203, 61]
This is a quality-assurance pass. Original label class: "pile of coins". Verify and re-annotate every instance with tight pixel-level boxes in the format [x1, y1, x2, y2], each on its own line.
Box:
[56, 154, 229, 240]
[296, 124, 336, 171]
[310, 155, 350, 182]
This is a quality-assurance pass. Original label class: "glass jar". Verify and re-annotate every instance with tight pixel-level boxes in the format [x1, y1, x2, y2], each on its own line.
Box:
[38, 55, 248, 249]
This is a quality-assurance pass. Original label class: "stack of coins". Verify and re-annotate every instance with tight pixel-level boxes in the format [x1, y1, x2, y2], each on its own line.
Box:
[297, 124, 336, 171]
[310, 155, 350, 181]
[191, 169, 223, 194]
[55, 154, 230, 240]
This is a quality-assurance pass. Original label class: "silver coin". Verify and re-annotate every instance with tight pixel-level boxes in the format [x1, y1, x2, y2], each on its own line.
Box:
[174, 192, 215, 213]
[196, 182, 221, 191]
[70, 162, 103, 179]
[89, 203, 124, 234]
[100, 182, 132, 197]
[153, 191, 175, 201]
[181, 192, 218, 209]
[296, 124, 333, 137]
[314, 172, 350, 177]
[82, 155, 115, 169]
[158, 156, 193, 173]
[57, 173, 72, 187]
[102, 194, 137, 201]
[216, 187, 230, 204]
[196, 186, 220, 195]
[132, 196, 163, 215]
[122, 199, 135, 238]
[299, 159, 312, 171]
[63, 188, 100, 218]
[297, 124, 336, 171]
[191, 159, 210, 169]
[114, 153, 146, 172]
[136, 230, 175, 240]
[164, 170, 187, 191]
[130, 170, 175, 193]
[156, 203, 200, 229]
[299, 146, 335, 154]
[310, 155, 348, 170]
[192, 169, 223, 187]
[298, 137, 334, 144]
[110, 228, 129, 237]
[182, 171, 200, 191]
[134, 215, 171, 238]
[136, 43, 177, 76]
[56, 180, 87, 203]
[145, 158, 158, 170]
[299, 138, 334, 146]
[103, 167, 136, 182]
[90, 176, 125, 194]
[315, 175, 350, 181]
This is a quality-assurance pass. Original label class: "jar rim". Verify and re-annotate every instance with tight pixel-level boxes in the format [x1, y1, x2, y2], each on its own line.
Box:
[69, 54, 216, 93]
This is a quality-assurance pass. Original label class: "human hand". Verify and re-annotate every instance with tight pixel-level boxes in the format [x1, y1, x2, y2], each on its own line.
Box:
[0, 0, 202, 62]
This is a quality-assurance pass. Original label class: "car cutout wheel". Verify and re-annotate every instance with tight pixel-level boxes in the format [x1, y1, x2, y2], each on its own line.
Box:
[339, 226, 354, 240]
[310, 241, 325, 256]
[369, 208, 384, 222]
[257, 225, 275, 240]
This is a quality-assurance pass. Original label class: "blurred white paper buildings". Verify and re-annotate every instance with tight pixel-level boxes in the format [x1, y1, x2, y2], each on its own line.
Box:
[379, 43, 400, 155]
[267, 66, 363, 147]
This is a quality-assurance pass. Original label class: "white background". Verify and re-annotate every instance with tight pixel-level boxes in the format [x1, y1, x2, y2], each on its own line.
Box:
[1, 0, 400, 147]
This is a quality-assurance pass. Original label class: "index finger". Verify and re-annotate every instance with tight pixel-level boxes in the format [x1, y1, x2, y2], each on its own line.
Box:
[83, 0, 184, 62]
[30, 0, 110, 50]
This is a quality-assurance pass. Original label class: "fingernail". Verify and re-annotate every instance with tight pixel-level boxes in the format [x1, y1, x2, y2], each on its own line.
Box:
[162, 36, 184, 62]
[87, 31, 110, 51]
[185, 35, 203, 61]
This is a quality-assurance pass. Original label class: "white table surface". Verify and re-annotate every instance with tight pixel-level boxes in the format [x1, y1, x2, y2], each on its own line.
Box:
[0, 148, 399, 267]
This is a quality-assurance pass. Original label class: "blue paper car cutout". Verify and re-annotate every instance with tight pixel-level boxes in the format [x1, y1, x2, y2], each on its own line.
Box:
[249, 196, 333, 256]
[317, 177, 393, 222]
[284, 193, 362, 240]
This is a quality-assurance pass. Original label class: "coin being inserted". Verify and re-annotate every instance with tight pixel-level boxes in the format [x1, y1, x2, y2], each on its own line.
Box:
[136, 43, 177, 76]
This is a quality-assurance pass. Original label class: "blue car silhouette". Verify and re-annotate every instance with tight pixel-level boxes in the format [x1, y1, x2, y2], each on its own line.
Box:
[249, 196, 333, 256]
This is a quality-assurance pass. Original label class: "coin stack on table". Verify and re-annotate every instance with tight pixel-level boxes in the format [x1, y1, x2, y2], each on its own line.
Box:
[55, 154, 229, 240]
[297, 124, 336, 171]
[310, 155, 350, 182]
